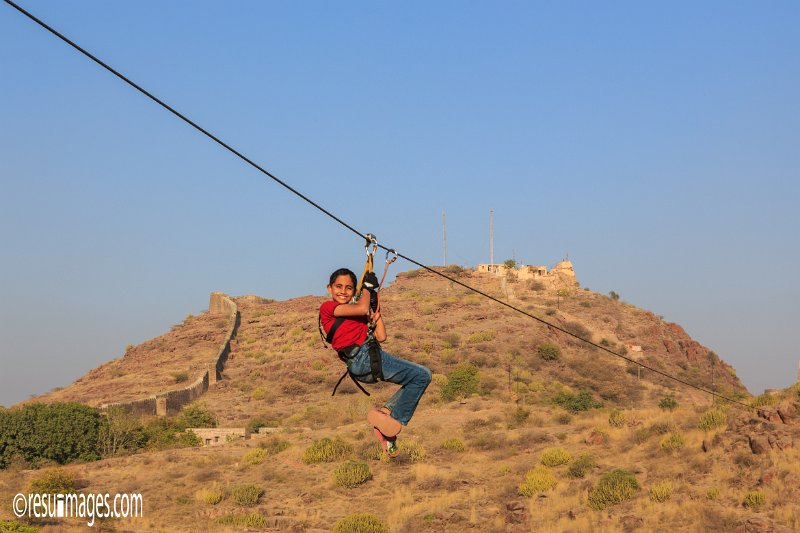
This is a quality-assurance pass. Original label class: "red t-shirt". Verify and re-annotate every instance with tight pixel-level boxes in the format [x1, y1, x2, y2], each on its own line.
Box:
[319, 300, 368, 351]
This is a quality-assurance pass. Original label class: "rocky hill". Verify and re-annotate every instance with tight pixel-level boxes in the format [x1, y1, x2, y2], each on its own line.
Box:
[2, 267, 798, 532]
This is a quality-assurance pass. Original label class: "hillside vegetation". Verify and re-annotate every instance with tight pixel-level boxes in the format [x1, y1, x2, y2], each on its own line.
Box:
[2, 267, 798, 532]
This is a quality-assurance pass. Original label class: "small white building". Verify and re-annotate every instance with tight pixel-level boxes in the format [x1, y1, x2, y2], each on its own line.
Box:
[188, 427, 249, 446]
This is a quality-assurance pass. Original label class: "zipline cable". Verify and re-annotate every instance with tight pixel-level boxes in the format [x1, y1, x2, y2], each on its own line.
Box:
[4, 0, 754, 411]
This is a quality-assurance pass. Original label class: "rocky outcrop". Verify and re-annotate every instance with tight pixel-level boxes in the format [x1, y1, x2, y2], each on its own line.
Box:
[723, 398, 800, 455]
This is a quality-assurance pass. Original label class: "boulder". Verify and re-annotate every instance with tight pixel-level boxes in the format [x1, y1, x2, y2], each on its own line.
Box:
[749, 434, 770, 455]
[505, 501, 528, 525]
[776, 401, 797, 424]
[758, 408, 784, 425]
[757, 471, 776, 486]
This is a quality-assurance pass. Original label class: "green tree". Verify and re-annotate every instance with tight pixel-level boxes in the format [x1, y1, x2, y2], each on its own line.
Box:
[503, 259, 516, 269]
[176, 403, 217, 429]
[98, 407, 146, 458]
[0, 403, 102, 468]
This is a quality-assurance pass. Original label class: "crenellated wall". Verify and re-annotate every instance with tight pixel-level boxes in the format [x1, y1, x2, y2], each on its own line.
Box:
[101, 292, 239, 416]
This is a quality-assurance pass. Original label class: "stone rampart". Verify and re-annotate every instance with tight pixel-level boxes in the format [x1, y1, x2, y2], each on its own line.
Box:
[101, 292, 239, 416]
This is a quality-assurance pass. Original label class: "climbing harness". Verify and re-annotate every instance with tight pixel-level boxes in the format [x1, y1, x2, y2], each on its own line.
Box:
[319, 234, 398, 396]
[317, 233, 380, 348]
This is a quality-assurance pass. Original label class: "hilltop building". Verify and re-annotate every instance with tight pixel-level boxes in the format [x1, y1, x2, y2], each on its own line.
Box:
[477, 258, 579, 286]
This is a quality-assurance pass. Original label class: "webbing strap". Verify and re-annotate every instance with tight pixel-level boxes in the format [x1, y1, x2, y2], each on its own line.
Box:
[369, 341, 385, 381]
[326, 317, 344, 344]
[331, 369, 371, 396]
[356, 234, 378, 294]
[318, 315, 345, 347]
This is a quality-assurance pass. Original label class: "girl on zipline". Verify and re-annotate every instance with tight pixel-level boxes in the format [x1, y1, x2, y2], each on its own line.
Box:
[319, 267, 431, 458]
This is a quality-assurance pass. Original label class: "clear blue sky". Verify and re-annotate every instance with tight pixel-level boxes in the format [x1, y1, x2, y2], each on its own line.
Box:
[1, 1, 798, 407]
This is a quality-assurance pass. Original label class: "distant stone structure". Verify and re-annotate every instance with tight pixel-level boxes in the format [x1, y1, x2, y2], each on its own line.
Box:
[477, 257, 578, 286]
[189, 427, 249, 446]
[100, 292, 240, 417]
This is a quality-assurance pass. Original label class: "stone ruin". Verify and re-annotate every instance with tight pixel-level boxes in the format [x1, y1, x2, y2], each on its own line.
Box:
[477, 258, 579, 286]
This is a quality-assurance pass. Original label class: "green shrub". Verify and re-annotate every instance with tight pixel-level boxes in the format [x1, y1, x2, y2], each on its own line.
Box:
[333, 513, 388, 533]
[743, 491, 766, 510]
[659, 433, 685, 454]
[608, 410, 627, 428]
[145, 418, 200, 450]
[197, 488, 224, 505]
[518, 466, 557, 496]
[698, 408, 727, 431]
[588, 469, 639, 510]
[0, 521, 40, 533]
[173, 371, 189, 383]
[441, 438, 466, 453]
[251, 387, 266, 401]
[441, 363, 480, 401]
[468, 330, 496, 343]
[706, 487, 721, 500]
[0, 402, 102, 468]
[216, 514, 267, 527]
[508, 407, 530, 428]
[567, 453, 596, 479]
[176, 403, 217, 429]
[649, 480, 673, 502]
[258, 437, 290, 455]
[537, 343, 561, 361]
[358, 442, 386, 462]
[246, 416, 279, 435]
[302, 437, 353, 464]
[333, 460, 372, 488]
[648, 420, 677, 435]
[29, 469, 76, 494]
[658, 395, 678, 412]
[402, 441, 427, 464]
[553, 391, 602, 413]
[229, 483, 264, 506]
[540, 447, 571, 467]
[445, 264, 465, 276]
[242, 448, 268, 465]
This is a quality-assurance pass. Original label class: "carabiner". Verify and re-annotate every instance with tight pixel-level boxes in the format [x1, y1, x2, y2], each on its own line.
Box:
[385, 249, 398, 265]
[364, 233, 378, 257]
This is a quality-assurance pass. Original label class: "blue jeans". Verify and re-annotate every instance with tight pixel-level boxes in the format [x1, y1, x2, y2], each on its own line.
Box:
[348, 340, 431, 426]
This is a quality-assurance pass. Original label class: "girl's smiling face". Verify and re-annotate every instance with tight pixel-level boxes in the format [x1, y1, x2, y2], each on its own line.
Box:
[328, 274, 356, 304]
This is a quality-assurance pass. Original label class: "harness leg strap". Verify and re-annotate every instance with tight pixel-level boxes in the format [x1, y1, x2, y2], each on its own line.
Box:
[332, 369, 372, 396]
[369, 340, 385, 381]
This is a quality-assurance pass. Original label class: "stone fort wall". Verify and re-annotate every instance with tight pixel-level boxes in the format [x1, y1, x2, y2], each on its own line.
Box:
[101, 292, 239, 417]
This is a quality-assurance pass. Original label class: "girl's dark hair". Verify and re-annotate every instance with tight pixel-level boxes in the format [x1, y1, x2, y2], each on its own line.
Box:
[329, 268, 357, 287]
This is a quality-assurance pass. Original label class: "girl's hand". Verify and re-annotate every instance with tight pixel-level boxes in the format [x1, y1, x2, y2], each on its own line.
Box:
[371, 311, 382, 323]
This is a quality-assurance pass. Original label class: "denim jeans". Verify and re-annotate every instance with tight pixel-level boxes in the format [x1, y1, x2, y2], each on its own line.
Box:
[347, 339, 432, 426]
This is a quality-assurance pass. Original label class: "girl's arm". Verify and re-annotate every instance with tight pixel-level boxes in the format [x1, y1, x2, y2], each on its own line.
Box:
[332, 290, 371, 317]
[372, 311, 387, 342]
